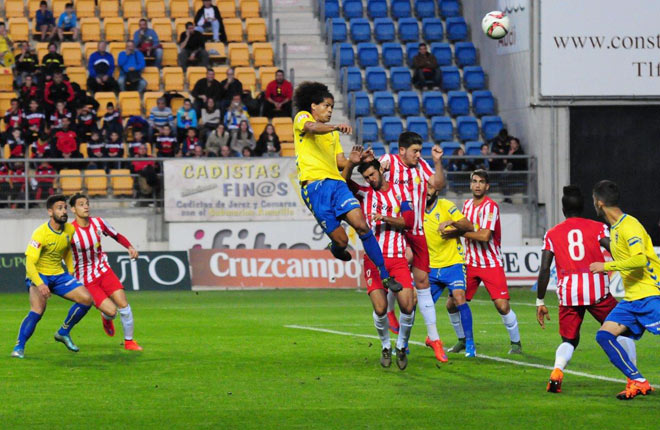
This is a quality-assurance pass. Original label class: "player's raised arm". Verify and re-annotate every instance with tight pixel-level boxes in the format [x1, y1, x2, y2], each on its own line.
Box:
[341, 146, 362, 182]
[429, 145, 446, 191]
[535, 250, 554, 328]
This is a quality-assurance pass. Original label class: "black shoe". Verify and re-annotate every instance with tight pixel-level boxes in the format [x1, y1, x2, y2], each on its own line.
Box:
[380, 348, 392, 368]
[382, 276, 403, 293]
[326, 243, 352, 261]
[395, 347, 408, 370]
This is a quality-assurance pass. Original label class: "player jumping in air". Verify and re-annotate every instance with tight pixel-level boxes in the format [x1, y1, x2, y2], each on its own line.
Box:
[589, 180, 660, 400]
[11, 195, 94, 358]
[292, 82, 402, 293]
[69, 194, 143, 351]
[536, 185, 635, 393]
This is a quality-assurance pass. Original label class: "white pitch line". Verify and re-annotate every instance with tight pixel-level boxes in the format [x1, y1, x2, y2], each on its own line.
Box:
[284, 324, 657, 388]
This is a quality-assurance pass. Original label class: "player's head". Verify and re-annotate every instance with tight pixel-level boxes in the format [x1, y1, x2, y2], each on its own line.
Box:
[398, 131, 423, 167]
[470, 169, 489, 198]
[358, 159, 384, 191]
[561, 185, 584, 218]
[592, 180, 619, 218]
[46, 194, 68, 224]
[293, 81, 334, 123]
[69, 193, 90, 219]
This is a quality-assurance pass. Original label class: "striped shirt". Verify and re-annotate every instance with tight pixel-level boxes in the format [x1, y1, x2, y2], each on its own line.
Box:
[71, 217, 117, 284]
[149, 106, 174, 129]
[462, 196, 503, 268]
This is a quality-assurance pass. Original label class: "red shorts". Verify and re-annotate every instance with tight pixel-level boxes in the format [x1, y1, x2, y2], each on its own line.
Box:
[364, 256, 414, 294]
[86, 270, 124, 307]
[466, 265, 510, 301]
[405, 232, 430, 273]
[558, 293, 618, 340]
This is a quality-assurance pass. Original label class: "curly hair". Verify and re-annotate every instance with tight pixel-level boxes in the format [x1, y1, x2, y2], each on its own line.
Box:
[293, 81, 334, 114]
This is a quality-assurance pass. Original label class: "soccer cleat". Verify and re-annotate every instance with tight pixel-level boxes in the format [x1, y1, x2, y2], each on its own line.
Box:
[616, 379, 654, 400]
[380, 348, 392, 368]
[382, 276, 403, 293]
[425, 337, 448, 362]
[395, 347, 408, 370]
[509, 341, 522, 354]
[124, 339, 143, 351]
[102, 316, 115, 337]
[448, 338, 466, 353]
[11, 347, 24, 359]
[54, 332, 79, 352]
[547, 368, 564, 393]
[387, 311, 400, 334]
[327, 243, 352, 261]
[465, 339, 476, 358]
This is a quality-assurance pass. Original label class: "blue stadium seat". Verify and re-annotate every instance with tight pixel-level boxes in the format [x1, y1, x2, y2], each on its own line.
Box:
[373, 91, 395, 116]
[327, 18, 347, 42]
[430, 42, 452, 66]
[390, 0, 412, 19]
[446, 17, 468, 41]
[472, 90, 495, 116]
[481, 116, 504, 140]
[454, 42, 476, 66]
[456, 116, 479, 141]
[365, 66, 387, 91]
[463, 66, 485, 90]
[359, 117, 379, 142]
[350, 18, 371, 43]
[440, 66, 460, 90]
[421, 141, 435, 157]
[414, 0, 435, 18]
[439, 0, 460, 18]
[389, 142, 399, 154]
[398, 18, 419, 42]
[367, 0, 388, 19]
[390, 67, 412, 91]
[422, 91, 444, 116]
[447, 91, 469, 116]
[333, 42, 355, 67]
[397, 91, 420, 116]
[374, 18, 396, 42]
[407, 116, 429, 140]
[406, 42, 419, 66]
[382, 43, 403, 67]
[342, 0, 363, 19]
[357, 42, 379, 67]
[440, 141, 461, 155]
[382, 116, 404, 142]
[340, 66, 362, 91]
[324, 0, 340, 19]
[422, 18, 443, 42]
[350, 91, 370, 117]
[465, 141, 484, 156]
[370, 141, 387, 156]
[431, 116, 454, 141]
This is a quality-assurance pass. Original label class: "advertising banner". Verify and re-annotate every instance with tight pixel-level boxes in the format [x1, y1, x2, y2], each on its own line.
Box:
[496, 0, 530, 55]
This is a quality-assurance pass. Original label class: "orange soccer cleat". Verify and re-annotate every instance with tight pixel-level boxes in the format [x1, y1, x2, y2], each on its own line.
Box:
[425, 337, 448, 362]
[547, 368, 564, 393]
[102, 316, 115, 337]
[124, 339, 143, 351]
[616, 379, 654, 400]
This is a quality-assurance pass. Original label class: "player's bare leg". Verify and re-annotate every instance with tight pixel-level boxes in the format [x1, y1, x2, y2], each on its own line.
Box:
[97, 297, 118, 337]
[55, 286, 93, 352]
[109, 289, 142, 351]
[12, 286, 49, 358]
[493, 298, 522, 354]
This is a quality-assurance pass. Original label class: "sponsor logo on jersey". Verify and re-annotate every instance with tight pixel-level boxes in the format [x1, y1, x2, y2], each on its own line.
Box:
[29, 240, 41, 249]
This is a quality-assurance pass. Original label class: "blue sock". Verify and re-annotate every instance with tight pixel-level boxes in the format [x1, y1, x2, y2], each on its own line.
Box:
[58, 303, 91, 336]
[17, 311, 42, 348]
[359, 231, 390, 280]
[458, 303, 474, 341]
[596, 330, 644, 380]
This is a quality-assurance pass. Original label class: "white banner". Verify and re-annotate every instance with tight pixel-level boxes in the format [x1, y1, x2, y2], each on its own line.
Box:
[164, 158, 315, 222]
[496, 0, 530, 55]
[540, 0, 660, 97]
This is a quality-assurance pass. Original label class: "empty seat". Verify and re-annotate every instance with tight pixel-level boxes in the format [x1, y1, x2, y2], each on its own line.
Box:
[98, 0, 119, 16]
[465, 141, 484, 155]
[85, 170, 108, 196]
[397, 91, 420, 116]
[350, 91, 370, 117]
[367, 0, 388, 19]
[422, 91, 444, 116]
[143, 91, 164, 113]
[357, 43, 379, 68]
[463, 66, 485, 90]
[147, 19, 172, 42]
[365, 67, 387, 91]
[170, 0, 190, 18]
[246, 18, 267, 42]
[59, 170, 83, 195]
[456, 116, 479, 141]
[455, 42, 477, 66]
[415, 0, 435, 18]
[258, 66, 278, 89]
[407, 116, 428, 140]
[439, 0, 460, 18]
[250, 117, 268, 137]
[0, 70, 13, 91]
[122, 0, 143, 18]
[390, 67, 411, 91]
[382, 116, 403, 142]
[253, 43, 273, 67]
[446, 17, 468, 41]
[431, 116, 453, 141]
[280, 143, 295, 156]
[389, 142, 399, 154]
[327, 18, 347, 43]
[76, 0, 96, 17]
[421, 141, 434, 157]
[53, 0, 68, 17]
[373, 18, 395, 43]
[382, 43, 403, 67]
[125, 17, 141, 40]
[369, 141, 386, 156]
[350, 18, 371, 43]
[340, 66, 362, 92]
[358, 117, 379, 142]
[224, 18, 244, 43]
[8, 18, 29, 42]
[4, 0, 25, 18]
[240, 0, 261, 18]
[481, 116, 504, 140]
[272, 117, 294, 142]
[80, 17, 101, 42]
[61, 43, 83, 67]
[447, 91, 469, 116]
[110, 169, 134, 196]
[66, 67, 88, 89]
[28, 0, 42, 17]
[207, 42, 227, 63]
[405, 42, 419, 66]
[373, 91, 395, 117]
[342, 0, 363, 19]
[429, 42, 452, 66]
[334, 43, 355, 67]
[0, 93, 15, 114]
[390, 0, 412, 19]
[324, 0, 340, 19]
[162, 67, 184, 91]
[235, 67, 257, 91]
[398, 18, 419, 42]
[213, 66, 229, 81]
[422, 18, 443, 42]
[217, 0, 237, 18]
[161, 43, 179, 66]
[228, 43, 250, 66]
[186, 67, 207, 87]
[441, 66, 460, 90]
[440, 141, 461, 155]
[142, 67, 160, 91]
[104, 17, 125, 42]
[472, 90, 495, 116]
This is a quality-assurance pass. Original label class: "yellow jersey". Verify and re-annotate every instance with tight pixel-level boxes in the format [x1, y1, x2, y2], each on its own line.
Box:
[604, 214, 660, 301]
[293, 110, 345, 183]
[25, 221, 75, 286]
[424, 198, 465, 268]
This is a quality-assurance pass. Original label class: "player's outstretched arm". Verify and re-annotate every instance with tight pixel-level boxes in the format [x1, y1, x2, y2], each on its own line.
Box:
[536, 250, 554, 329]
[303, 121, 352, 136]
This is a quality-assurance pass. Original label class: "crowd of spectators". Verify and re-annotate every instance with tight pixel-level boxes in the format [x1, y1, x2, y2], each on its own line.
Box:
[446, 129, 527, 173]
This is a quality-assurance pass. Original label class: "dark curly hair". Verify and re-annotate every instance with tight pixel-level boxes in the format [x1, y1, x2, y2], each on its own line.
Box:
[293, 81, 334, 114]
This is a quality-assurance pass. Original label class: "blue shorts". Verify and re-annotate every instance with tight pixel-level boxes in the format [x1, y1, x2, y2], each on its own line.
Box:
[25, 273, 84, 297]
[301, 179, 361, 234]
[429, 263, 466, 303]
[605, 295, 660, 340]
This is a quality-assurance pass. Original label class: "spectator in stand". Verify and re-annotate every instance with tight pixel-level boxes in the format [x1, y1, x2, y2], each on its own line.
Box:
[48, 100, 73, 132]
[475, 143, 491, 170]
[488, 128, 510, 171]
[134, 19, 163, 68]
[218, 67, 243, 110]
[231, 120, 255, 155]
[106, 131, 124, 169]
[0, 163, 11, 207]
[178, 22, 209, 71]
[26, 124, 48, 160]
[255, 124, 281, 157]
[127, 129, 146, 157]
[36, 1, 56, 42]
[0, 22, 14, 69]
[52, 117, 80, 158]
[205, 123, 230, 156]
[192, 68, 222, 114]
[241, 146, 254, 157]
[75, 104, 97, 141]
[87, 41, 119, 94]
[44, 71, 75, 113]
[194, 0, 227, 43]
[219, 144, 234, 157]
[117, 41, 147, 93]
[506, 137, 526, 171]
[198, 98, 221, 143]
[9, 162, 26, 207]
[34, 161, 56, 200]
[86, 130, 105, 170]
[56, 3, 79, 41]
[191, 145, 205, 158]
[101, 102, 123, 138]
[41, 42, 64, 79]
[181, 128, 200, 157]
[14, 44, 38, 87]
[224, 94, 250, 134]
[19, 75, 41, 108]
[148, 97, 175, 139]
[6, 128, 26, 159]
[155, 124, 178, 157]
[24, 99, 46, 135]
[132, 143, 159, 202]
[176, 99, 198, 141]
[412, 43, 441, 90]
[447, 147, 472, 172]
[262, 70, 293, 118]
[4, 99, 24, 133]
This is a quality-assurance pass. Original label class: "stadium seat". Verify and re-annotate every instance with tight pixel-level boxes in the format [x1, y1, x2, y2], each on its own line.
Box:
[373, 18, 395, 43]
[144, 92, 164, 114]
[421, 141, 434, 157]
[439, 0, 460, 18]
[350, 18, 371, 43]
[357, 43, 379, 68]
[397, 91, 420, 116]
[163, 67, 185, 91]
[78, 143, 89, 158]
[224, 18, 244, 43]
[390, 0, 412, 19]
[213, 66, 229, 81]
[278, 143, 294, 156]
[250, 117, 268, 137]
[161, 43, 179, 66]
[390, 67, 412, 91]
[75, 0, 95, 17]
[258, 67, 278, 90]
[447, 91, 469, 116]
[141, 67, 160, 92]
[340, 66, 362, 92]
[253, 43, 274, 67]
[465, 141, 484, 156]
[4, 0, 25, 18]
[456, 116, 479, 141]
[170, 90, 191, 112]
[407, 116, 429, 140]
[217, 0, 237, 18]
[381, 43, 403, 67]
[431, 116, 454, 141]
[53, 0, 67, 17]
[422, 18, 443, 42]
[440, 141, 461, 155]
[66, 67, 88, 90]
[327, 18, 347, 43]
[430, 42, 452, 66]
[342, 0, 363, 19]
[405, 42, 419, 66]
[228, 43, 250, 67]
[8, 18, 29, 42]
[246, 18, 267, 42]
[174, 18, 189, 38]
[388, 142, 399, 154]
[324, 0, 340, 19]
[235, 67, 257, 91]
[36, 43, 49, 63]
[61, 43, 83, 67]
[350, 91, 370, 117]
[146, 19, 171, 43]
[358, 117, 379, 142]
[415, 0, 435, 18]
[446, 17, 468, 41]
[59, 170, 83, 195]
[108, 42, 124, 64]
[110, 169, 134, 196]
[373, 91, 395, 117]
[422, 91, 444, 116]
[28, 0, 42, 17]
[125, 19, 141, 41]
[0, 70, 13, 92]
[85, 170, 108, 196]
[122, 0, 143, 18]
[481, 116, 504, 140]
[170, 0, 190, 18]
[369, 141, 387, 157]
[440, 66, 461, 90]
[97, 0, 118, 17]
[397, 18, 419, 43]
[240, 0, 261, 18]
[80, 18, 101, 42]
[455, 42, 477, 67]
[472, 90, 495, 116]
[463, 66, 486, 90]
[186, 67, 207, 88]
[104, 17, 125, 42]
[365, 67, 387, 91]
[367, 0, 388, 19]
[207, 42, 227, 63]
[0, 93, 14, 114]
[272, 118, 294, 142]
[333, 43, 355, 67]
[95, 92, 117, 117]
[382, 117, 403, 142]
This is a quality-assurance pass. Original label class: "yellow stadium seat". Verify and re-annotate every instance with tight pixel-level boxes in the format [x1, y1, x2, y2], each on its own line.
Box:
[235, 67, 256, 92]
[170, 92, 191, 112]
[213, 66, 228, 81]
[28, 0, 42, 17]
[186, 67, 207, 88]
[99, 0, 120, 17]
[228, 43, 250, 67]
[0, 93, 15, 114]
[76, 0, 96, 18]
[142, 67, 161, 91]
[95, 92, 118, 117]
[217, 0, 237, 18]
[280, 143, 295, 156]
[252, 42, 273, 67]
[122, 0, 143, 19]
[8, 18, 29, 42]
[163, 67, 184, 91]
[170, 0, 191, 18]
[66, 67, 87, 89]
[0, 69, 13, 92]
[223, 18, 243, 43]
[146, 0, 166, 18]
[127, 19, 141, 39]
[246, 18, 267, 43]
[272, 117, 294, 142]
[85, 170, 108, 196]
[174, 18, 187, 39]
[80, 18, 101, 42]
[36, 43, 49, 63]
[161, 42, 179, 66]
[151, 18, 173, 43]
[83, 42, 97, 61]
[61, 42, 83, 67]
[59, 169, 83, 195]
[144, 91, 164, 114]
[53, 0, 68, 17]
[250, 116, 268, 138]
[104, 18, 125, 42]
[206, 42, 226, 62]
[4, 0, 25, 18]
[108, 42, 124, 63]
[240, 0, 260, 18]
[259, 66, 277, 90]
[79, 143, 89, 158]
[119, 91, 142, 117]
[110, 169, 134, 196]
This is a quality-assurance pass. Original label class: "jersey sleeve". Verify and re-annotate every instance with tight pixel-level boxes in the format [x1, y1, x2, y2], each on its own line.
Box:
[542, 231, 554, 253]
[446, 202, 464, 222]
[98, 217, 119, 238]
[294, 111, 313, 135]
[25, 227, 44, 286]
[621, 221, 646, 256]
[481, 202, 499, 232]
[333, 132, 343, 155]
[597, 223, 610, 240]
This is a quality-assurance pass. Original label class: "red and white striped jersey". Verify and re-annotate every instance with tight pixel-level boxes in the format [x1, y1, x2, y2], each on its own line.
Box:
[379, 154, 434, 236]
[543, 217, 610, 306]
[71, 217, 119, 284]
[462, 196, 503, 268]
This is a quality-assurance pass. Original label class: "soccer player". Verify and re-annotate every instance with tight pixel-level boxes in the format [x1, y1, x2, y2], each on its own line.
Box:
[461, 170, 522, 354]
[69, 194, 143, 351]
[536, 185, 635, 393]
[11, 195, 94, 358]
[293, 82, 402, 293]
[589, 180, 660, 400]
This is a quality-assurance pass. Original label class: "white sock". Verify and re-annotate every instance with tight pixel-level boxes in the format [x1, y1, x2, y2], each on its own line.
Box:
[448, 311, 465, 339]
[101, 312, 115, 320]
[118, 305, 134, 340]
[373, 311, 391, 350]
[387, 289, 396, 313]
[617, 336, 637, 366]
[553, 342, 575, 371]
[417, 288, 439, 341]
[396, 311, 415, 350]
[500, 310, 521, 343]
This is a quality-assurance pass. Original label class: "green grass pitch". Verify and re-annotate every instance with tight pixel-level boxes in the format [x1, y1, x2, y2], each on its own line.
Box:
[1, 288, 659, 429]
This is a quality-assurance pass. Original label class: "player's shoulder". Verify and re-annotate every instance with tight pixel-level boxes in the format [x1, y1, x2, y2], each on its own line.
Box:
[31, 221, 49, 237]
[438, 198, 458, 212]
[63, 223, 76, 235]
[294, 110, 312, 123]
[484, 196, 499, 208]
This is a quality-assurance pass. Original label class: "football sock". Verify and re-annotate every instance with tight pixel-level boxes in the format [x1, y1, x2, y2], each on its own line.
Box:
[373, 311, 391, 349]
[500, 309, 521, 343]
[396, 311, 415, 350]
[457, 303, 474, 341]
[417, 288, 439, 341]
[58, 303, 91, 336]
[101, 312, 115, 320]
[359, 231, 390, 280]
[617, 336, 637, 366]
[17, 311, 42, 348]
[387, 289, 396, 313]
[596, 331, 645, 381]
[554, 342, 575, 371]
[448, 311, 464, 339]
[118, 305, 135, 340]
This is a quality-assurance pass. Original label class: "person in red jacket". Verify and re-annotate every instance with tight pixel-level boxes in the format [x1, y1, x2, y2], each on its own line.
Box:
[4, 98, 24, 132]
[262, 70, 293, 118]
[53, 117, 79, 158]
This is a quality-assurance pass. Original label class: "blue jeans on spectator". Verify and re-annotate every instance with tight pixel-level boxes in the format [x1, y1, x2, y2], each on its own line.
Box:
[196, 20, 220, 41]
[118, 76, 147, 93]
